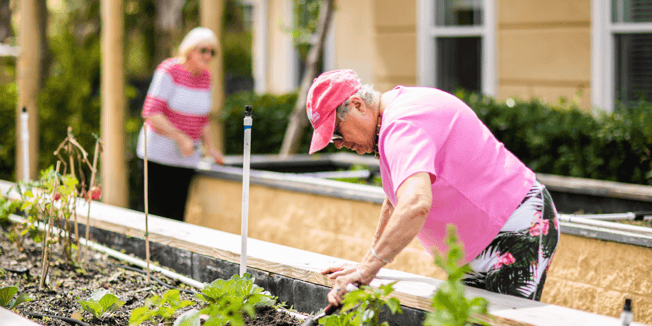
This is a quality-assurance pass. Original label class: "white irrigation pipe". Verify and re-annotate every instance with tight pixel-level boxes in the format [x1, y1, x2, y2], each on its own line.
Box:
[575, 212, 652, 221]
[21, 106, 29, 181]
[559, 214, 652, 235]
[240, 105, 253, 277]
[8, 214, 206, 290]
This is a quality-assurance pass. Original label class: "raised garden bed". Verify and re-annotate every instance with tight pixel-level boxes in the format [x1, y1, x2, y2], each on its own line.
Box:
[3, 159, 650, 326]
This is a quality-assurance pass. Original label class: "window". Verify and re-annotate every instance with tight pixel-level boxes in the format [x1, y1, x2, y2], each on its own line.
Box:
[418, 0, 495, 96]
[593, 0, 652, 111]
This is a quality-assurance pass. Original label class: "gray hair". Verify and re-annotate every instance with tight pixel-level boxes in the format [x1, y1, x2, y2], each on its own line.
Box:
[177, 27, 219, 63]
[336, 84, 381, 120]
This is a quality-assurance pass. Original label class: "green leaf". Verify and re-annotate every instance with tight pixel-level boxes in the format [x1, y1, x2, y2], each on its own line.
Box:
[9, 293, 34, 309]
[173, 309, 201, 326]
[0, 286, 18, 307]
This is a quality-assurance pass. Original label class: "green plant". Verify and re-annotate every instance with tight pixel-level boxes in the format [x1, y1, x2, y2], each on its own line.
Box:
[129, 289, 195, 325]
[423, 225, 489, 326]
[320, 282, 402, 326]
[0, 285, 34, 309]
[194, 273, 275, 326]
[76, 288, 125, 320]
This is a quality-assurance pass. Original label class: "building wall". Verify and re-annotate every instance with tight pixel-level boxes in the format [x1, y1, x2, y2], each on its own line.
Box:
[496, 0, 592, 108]
[372, 0, 418, 91]
[186, 175, 652, 324]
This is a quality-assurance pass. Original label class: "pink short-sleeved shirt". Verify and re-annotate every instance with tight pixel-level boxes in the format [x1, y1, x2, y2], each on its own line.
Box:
[378, 86, 536, 262]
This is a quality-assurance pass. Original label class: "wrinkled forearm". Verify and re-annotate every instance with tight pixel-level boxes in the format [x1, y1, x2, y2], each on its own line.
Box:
[146, 114, 186, 143]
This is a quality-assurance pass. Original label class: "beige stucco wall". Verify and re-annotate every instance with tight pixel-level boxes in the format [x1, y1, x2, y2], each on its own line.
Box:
[497, 0, 592, 108]
[185, 176, 446, 280]
[186, 175, 652, 324]
[544, 234, 652, 324]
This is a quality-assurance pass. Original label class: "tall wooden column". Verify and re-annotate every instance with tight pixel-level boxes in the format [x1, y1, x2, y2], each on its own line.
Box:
[101, 0, 128, 207]
[200, 0, 225, 153]
[16, 0, 41, 181]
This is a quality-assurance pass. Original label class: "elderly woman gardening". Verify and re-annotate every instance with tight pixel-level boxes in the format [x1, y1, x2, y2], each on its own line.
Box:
[306, 70, 559, 305]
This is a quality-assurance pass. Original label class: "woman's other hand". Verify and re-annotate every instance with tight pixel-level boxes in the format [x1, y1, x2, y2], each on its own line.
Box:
[176, 134, 195, 157]
[208, 147, 225, 165]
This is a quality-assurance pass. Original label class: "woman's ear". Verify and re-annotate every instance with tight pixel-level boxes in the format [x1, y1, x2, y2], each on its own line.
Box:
[350, 97, 364, 111]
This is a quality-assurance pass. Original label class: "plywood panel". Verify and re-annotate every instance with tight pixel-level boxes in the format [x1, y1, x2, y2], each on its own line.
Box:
[499, 0, 590, 25]
[498, 28, 591, 82]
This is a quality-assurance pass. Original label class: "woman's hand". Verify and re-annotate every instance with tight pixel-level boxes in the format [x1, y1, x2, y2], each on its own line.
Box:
[322, 264, 368, 305]
[207, 147, 225, 165]
[176, 134, 195, 157]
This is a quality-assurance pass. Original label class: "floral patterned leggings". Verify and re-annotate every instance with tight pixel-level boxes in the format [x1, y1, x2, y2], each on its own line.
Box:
[462, 181, 560, 301]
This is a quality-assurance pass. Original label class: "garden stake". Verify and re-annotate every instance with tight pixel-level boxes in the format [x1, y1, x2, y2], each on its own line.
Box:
[20, 106, 29, 181]
[40, 161, 61, 289]
[144, 123, 151, 283]
[84, 138, 101, 267]
[241, 105, 253, 277]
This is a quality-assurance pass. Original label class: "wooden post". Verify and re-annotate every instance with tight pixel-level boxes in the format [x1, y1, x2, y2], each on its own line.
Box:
[16, 0, 41, 181]
[101, 0, 128, 207]
[200, 0, 226, 154]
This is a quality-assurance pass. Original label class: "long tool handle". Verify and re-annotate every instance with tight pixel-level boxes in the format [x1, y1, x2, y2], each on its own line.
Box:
[240, 105, 253, 277]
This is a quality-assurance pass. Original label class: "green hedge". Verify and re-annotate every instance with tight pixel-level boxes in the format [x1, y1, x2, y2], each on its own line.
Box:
[457, 91, 652, 186]
[220, 91, 340, 155]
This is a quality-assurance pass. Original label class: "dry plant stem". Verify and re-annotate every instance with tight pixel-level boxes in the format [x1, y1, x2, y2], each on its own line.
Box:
[84, 140, 101, 267]
[144, 124, 151, 283]
[41, 161, 61, 289]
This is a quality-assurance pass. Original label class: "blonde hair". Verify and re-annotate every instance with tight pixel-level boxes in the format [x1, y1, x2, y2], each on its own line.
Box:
[176, 27, 219, 63]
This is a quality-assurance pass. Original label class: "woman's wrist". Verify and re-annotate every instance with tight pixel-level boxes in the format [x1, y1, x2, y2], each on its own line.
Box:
[370, 246, 393, 265]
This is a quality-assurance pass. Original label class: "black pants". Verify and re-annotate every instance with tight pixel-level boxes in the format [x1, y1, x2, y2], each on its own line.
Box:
[138, 159, 195, 221]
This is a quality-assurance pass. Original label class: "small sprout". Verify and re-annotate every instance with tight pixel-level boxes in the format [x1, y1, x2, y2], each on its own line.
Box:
[0, 286, 34, 309]
[76, 288, 124, 320]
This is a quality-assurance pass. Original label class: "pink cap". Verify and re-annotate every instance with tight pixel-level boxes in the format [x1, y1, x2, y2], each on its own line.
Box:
[306, 70, 361, 154]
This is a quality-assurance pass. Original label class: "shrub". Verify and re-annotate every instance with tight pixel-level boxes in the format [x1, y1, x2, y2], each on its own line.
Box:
[458, 91, 652, 185]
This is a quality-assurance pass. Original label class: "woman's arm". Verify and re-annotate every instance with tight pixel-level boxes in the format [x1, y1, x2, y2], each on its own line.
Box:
[201, 123, 224, 165]
[326, 172, 432, 304]
[146, 113, 194, 157]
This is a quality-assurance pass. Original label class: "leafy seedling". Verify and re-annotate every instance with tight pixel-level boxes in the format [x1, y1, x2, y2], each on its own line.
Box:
[320, 282, 402, 326]
[423, 224, 490, 326]
[0, 285, 34, 309]
[197, 273, 275, 326]
[76, 288, 124, 319]
[129, 289, 194, 326]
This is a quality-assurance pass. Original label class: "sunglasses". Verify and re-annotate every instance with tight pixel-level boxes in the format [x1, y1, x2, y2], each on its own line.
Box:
[198, 47, 216, 56]
[330, 126, 343, 142]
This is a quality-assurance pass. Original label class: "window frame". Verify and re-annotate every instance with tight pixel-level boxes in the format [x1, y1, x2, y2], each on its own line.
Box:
[592, 0, 652, 111]
[417, 0, 496, 96]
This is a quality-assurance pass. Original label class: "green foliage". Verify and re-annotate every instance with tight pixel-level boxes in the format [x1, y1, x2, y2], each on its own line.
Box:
[458, 90, 652, 186]
[8, 166, 80, 259]
[195, 273, 275, 326]
[222, 91, 309, 155]
[286, 0, 323, 62]
[320, 282, 402, 326]
[76, 288, 125, 320]
[423, 225, 489, 326]
[129, 289, 194, 326]
[0, 285, 34, 309]
[0, 81, 16, 182]
[0, 195, 20, 226]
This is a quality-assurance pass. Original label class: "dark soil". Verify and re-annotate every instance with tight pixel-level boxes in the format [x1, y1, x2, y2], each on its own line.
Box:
[0, 230, 303, 326]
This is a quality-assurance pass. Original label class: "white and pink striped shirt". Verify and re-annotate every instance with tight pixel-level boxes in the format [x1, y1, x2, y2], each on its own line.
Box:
[136, 58, 212, 167]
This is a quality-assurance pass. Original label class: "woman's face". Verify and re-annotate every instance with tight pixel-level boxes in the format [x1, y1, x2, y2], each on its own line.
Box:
[188, 42, 216, 71]
[331, 98, 377, 155]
